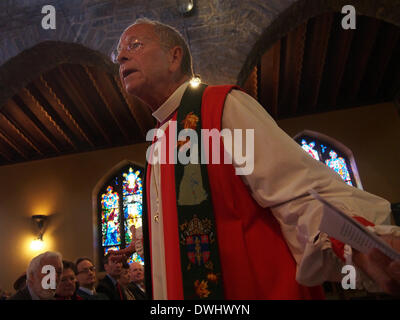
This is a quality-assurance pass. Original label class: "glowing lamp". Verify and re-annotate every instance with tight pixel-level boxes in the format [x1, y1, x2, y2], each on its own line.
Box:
[190, 75, 201, 88]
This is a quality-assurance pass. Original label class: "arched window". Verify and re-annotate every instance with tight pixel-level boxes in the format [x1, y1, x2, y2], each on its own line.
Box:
[97, 164, 144, 267]
[294, 131, 362, 189]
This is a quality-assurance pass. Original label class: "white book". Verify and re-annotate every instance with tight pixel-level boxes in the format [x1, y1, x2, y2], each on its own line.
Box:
[309, 189, 400, 261]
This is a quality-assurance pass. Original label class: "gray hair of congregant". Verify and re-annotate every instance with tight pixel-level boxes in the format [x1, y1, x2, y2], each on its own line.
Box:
[128, 18, 193, 77]
[26, 251, 63, 281]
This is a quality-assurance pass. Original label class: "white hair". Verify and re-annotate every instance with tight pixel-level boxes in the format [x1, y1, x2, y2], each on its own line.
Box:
[26, 251, 63, 281]
[123, 18, 193, 77]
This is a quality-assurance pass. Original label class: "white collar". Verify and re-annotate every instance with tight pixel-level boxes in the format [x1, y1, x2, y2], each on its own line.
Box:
[78, 286, 96, 295]
[152, 81, 190, 124]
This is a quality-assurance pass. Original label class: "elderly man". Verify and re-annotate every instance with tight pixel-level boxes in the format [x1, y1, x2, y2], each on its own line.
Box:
[127, 262, 146, 300]
[112, 18, 400, 299]
[9, 251, 63, 300]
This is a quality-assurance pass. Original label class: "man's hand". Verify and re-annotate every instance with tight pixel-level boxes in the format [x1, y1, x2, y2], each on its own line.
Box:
[110, 225, 139, 262]
[353, 235, 400, 295]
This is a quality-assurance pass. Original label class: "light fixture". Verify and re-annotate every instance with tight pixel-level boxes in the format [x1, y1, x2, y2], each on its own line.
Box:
[30, 215, 48, 251]
[190, 74, 201, 88]
[177, 0, 194, 15]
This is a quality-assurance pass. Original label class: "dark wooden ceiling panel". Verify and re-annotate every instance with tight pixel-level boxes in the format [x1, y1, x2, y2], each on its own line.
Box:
[259, 40, 280, 118]
[60, 64, 126, 145]
[248, 13, 399, 120]
[84, 66, 143, 142]
[339, 16, 380, 104]
[32, 75, 94, 149]
[3, 99, 55, 155]
[299, 12, 333, 113]
[278, 22, 307, 118]
[0, 62, 153, 166]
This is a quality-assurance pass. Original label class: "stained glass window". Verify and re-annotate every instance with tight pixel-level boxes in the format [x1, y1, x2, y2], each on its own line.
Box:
[98, 165, 144, 267]
[295, 135, 357, 187]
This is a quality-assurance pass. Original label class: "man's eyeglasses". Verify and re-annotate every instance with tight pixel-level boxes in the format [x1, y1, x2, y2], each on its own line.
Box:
[77, 266, 96, 274]
[111, 39, 145, 63]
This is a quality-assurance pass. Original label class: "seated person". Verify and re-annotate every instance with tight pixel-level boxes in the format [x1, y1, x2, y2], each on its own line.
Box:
[8, 251, 63, 300]
[75, 257, 108, 300]
[96, 252, 126, 300]
[55, 260, 82, 300]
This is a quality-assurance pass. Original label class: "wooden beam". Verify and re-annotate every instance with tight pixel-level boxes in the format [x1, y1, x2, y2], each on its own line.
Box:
[345, 17, 381, 102]
[299, 13, 333, 112]
[260, 40, 280, 118]
[19, 87, 78, 151]
[3, 98, 57, 154]
[327, 24, 355, 107]
[83, 66, 130, 143]
[0, 109, 43, 156]
[364, 23, 400, 99]
[278, 22, 307, 118]
[0, 125, 28, 159]
[243, 65, 258, 101]
[56, 66, 112, 145]
[113, 75, 155, 136]
[36, 75, 95, 148]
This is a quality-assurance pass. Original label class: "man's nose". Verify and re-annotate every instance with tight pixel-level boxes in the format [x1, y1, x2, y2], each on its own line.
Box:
[117, 50, 129, 64]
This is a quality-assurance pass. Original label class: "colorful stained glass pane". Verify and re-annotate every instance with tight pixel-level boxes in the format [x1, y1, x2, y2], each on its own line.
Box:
[122, 168, 143, 244]
[101, 186, 121, 246]
[301, 139, 320, 160]
[325, 150, 353, 186]
[104, 246, 120, 256]
[127, 252, 145, 265]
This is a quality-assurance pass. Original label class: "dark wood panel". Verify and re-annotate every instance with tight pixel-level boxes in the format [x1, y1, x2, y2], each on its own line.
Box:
[85, 66, 142, 142]
[17, 87, 75, 151]
[1, 99, 47, 155]
[278, 22, 307, 118]
[60, 64, 124, 145]
[49, 66, 112, 146]
[112, 75, 155, 136]
[299, 13, 333, 112]
[41, 71, 104, 147]
[33, 75, 95, 149]
[339, 16, 380, 103]
[260, 40, 280, 118]
[360, 22, 400, 100]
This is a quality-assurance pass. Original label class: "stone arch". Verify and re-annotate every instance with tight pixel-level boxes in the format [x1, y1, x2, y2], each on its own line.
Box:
[91, 158, 145, 268]
[237, 0, 400, 86]
[0, 40, 117, 110]
[293, 129, 363, 189]
[0, 0, 299, 86]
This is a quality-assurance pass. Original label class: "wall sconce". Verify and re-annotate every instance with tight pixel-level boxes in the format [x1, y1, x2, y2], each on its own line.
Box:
[177, 0, 194, 15]
[30, 215, 48, 251]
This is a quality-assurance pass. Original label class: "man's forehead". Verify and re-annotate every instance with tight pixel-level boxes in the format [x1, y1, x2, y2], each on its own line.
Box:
[120, 23, 157, 42]
[78, 259, 93, 268]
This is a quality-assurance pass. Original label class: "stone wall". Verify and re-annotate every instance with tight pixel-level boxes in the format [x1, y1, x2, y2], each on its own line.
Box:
[0, 0, 295, 85]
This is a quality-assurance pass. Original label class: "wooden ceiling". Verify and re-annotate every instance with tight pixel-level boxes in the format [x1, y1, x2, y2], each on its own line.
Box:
[0, 63, 154, 166]
[243, 12, 400, 120]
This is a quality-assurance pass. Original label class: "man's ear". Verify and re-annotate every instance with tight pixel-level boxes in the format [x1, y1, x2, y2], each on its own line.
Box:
[168, 46, 184, 73]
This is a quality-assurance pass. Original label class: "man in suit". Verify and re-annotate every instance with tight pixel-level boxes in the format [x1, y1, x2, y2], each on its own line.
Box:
[75, 257, 108, 300]
[9, 251, 63, 300]
[96, 252, 126, 300]
[127, 261, 146, 300]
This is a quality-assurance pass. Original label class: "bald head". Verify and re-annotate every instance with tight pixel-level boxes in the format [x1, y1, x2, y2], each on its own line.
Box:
[129, 262, 144, 284]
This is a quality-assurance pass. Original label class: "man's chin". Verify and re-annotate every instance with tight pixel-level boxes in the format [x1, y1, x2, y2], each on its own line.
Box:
[38, 289, 56, 299]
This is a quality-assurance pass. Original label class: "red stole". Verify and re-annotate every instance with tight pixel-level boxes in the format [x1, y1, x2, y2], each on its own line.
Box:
[146, 85, 325, 299]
